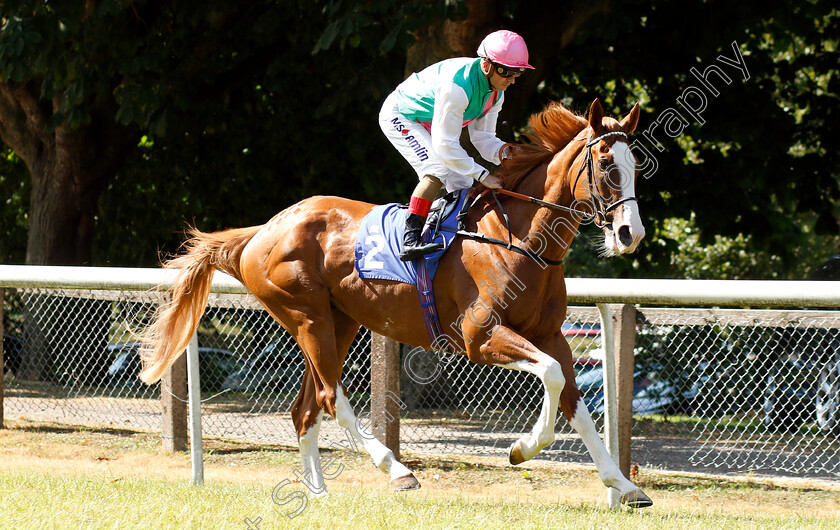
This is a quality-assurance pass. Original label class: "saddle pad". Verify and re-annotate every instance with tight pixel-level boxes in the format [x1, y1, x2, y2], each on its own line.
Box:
[354, 190, 467, 285]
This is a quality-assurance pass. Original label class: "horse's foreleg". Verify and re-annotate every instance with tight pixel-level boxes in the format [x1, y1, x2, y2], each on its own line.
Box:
[561, 393, 653, 508]
[497, 357, 565, 464]
[333, 385, 420, 491]
[469, 325, 566, 464]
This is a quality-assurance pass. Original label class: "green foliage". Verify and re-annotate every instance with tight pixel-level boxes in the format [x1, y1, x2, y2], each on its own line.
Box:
[90, 1, 454, 265]
[0, 1, 837, 277]
[656, 215, 839, 279]
[0, 147, 28, 263]
[545, 1, 840, 278]
[564, 214, 840, 280]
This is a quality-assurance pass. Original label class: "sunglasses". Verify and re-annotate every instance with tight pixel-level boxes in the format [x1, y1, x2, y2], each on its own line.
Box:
[491, 63, 525, 78]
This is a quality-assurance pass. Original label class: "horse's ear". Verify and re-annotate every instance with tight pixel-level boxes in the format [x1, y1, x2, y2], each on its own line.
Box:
[588, 98, 604, 131]
[620, 103, 641, 134]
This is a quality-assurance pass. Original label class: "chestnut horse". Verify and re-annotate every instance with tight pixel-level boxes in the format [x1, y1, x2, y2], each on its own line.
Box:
[139, 98, 652, 507]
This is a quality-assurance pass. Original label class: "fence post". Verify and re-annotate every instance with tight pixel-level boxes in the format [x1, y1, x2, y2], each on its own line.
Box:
[1, 288, 4, 429]
[612, 303, 637, 478]
[598, 303, 638, 508]
[186, 331, 204, 485]
[370, 332, 400, 460]
[161, 352, 188, 452]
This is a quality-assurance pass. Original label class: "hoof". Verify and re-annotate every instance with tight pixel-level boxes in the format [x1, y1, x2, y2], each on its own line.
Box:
[508, 440, 526, 466]
[620, 488, 653, 509]
[391, 474, 421, 492]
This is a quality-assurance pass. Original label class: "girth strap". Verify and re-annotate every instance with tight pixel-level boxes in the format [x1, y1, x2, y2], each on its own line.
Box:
[416, 236, 447, 347]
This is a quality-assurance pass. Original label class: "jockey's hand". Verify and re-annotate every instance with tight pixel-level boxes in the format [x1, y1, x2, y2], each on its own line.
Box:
[481, 173, 504, 189]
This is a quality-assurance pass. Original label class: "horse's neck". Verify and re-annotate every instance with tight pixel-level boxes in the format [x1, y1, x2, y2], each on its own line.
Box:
[513, 141, 587, 262]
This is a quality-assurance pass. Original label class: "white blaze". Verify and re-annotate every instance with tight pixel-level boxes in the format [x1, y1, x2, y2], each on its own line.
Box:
[611, 142, 645, 251]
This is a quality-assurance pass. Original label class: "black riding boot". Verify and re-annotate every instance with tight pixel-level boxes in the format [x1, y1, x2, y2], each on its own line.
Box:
[400, 213, 443, 261]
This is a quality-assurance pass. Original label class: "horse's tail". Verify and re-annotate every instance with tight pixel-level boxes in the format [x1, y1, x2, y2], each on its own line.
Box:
[138, 225, 262, 384]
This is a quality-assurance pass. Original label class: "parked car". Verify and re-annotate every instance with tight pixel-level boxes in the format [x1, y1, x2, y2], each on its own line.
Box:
[105, 343, 245, 392]
[816, 350, 840, 435]
[763, 356, 823, 432]
[575, 361, 652, 414]
[762, 254, 840, 433]
[562, 322, 601, 337]
[563, 322, 602, 357]
[222, 339, 304, 393]
[630, 371, 709, 415]
[2, 334, 23, 376]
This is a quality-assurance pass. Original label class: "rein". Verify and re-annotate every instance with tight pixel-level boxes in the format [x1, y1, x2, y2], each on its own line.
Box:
[443, 131, 637, 267]
[498, 130, 637, 228]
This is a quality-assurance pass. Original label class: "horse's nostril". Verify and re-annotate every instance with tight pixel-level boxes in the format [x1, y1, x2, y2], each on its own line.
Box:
[618, 225, 633, 247]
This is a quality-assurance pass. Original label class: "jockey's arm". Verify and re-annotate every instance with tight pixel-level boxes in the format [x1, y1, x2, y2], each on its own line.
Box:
[467, 95, 507, 165]
[430, 83, 496, 183]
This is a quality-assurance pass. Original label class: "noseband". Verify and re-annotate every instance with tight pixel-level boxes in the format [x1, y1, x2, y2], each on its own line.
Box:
[497, 130, 637, 228]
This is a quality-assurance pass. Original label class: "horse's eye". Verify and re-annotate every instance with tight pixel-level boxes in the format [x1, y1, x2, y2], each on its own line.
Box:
[598, 158, 610, 170]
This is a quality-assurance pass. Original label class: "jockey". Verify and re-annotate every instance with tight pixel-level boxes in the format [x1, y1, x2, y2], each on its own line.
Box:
[379, 29, 534, 261]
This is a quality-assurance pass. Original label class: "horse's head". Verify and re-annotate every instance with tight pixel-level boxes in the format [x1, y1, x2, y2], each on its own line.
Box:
[574, 98, 645, 256]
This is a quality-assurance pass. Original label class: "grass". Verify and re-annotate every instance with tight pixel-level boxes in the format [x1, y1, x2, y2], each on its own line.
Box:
[1, 419, 839, 529]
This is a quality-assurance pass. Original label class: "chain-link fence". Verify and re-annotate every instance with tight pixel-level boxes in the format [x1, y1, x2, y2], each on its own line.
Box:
[1, 288, 370, 448]
[2, 287, 839, 480]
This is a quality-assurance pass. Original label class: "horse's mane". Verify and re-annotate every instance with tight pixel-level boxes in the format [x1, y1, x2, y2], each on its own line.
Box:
[503, 101, 588, 189]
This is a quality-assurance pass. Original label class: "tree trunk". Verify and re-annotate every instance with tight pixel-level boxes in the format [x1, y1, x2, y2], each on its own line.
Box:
[0, 82, 137, 265]
[26, 128, 101, 265]
[405, 0, 499, 76]
[0, 82, 138, 381]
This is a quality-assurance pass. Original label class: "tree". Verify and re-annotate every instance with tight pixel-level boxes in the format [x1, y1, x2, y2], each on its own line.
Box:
[0, 1, 463, 267]
[1, 0, 837, 279]
[0, 4, 144, 264]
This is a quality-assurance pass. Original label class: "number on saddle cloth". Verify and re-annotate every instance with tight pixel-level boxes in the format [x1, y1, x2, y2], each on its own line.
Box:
[353, 190, 468, 285]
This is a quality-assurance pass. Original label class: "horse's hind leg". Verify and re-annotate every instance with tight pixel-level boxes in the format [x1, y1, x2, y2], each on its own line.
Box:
[289, 309, 360, 496]
[333, 386, 419, 491]
[292, 362, 328, 497]
[290, 308, 418, 493]
[328, 312, 419, 491]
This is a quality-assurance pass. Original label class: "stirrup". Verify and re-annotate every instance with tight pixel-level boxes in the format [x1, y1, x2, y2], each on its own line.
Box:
[399, 241, 444, 261]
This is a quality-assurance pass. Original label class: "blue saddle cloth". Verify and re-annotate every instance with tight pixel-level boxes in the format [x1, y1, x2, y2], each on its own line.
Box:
[354, 190, 467, 285]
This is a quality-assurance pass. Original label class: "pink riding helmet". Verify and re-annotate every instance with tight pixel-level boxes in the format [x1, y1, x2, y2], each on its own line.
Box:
[476, 30, 534, 69]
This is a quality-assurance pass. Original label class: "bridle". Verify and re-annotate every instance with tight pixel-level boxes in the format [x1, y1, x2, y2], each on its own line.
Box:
[496, 130, 637, 228]
[445, 129, 638, 267]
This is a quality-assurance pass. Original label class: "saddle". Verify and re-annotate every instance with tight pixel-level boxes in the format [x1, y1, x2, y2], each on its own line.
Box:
[425, 190, 467, 238]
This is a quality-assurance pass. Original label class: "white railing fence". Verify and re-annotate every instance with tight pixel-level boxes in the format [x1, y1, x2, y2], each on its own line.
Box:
[1, 265, 839, 499]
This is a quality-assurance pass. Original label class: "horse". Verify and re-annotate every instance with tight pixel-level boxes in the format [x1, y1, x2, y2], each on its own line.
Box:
[138, 98, 652, 508]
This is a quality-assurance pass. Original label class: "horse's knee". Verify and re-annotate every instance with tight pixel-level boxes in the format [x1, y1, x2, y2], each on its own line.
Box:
[544, 362, 566, 394]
